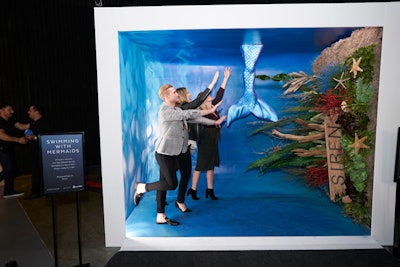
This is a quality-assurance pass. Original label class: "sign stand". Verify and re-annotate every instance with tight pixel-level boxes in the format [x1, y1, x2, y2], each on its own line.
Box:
[74, 192, 89, 267]
[39, 132, 89, 267]
[50, 193, 89, 267]
[51, 196, 58, 267]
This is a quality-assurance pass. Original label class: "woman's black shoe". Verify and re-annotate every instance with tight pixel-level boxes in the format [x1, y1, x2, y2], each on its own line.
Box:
[186, 188, 200, 200]
[134, 191, 143, 206]
[156, 217, 180, 226]
[205, 189, 219, 200]
[175, 201, 192, 213]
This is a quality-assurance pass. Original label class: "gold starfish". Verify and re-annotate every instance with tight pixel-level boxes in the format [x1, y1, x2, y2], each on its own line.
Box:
[333, 72, 350, 89]
[349, 57, 363, 78]
[349, 133, 369, 155]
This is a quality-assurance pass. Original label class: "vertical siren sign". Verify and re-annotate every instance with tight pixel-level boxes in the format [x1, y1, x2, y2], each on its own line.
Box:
[324, 116, 346, 201]
[39, 132, 86, 195]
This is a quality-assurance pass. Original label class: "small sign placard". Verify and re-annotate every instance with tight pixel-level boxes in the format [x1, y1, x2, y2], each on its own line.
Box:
[39, 132, 86, 195]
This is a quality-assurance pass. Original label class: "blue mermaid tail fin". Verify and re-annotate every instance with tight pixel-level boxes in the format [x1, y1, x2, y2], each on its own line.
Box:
[227, 97, 278, 126]
[252, 98, 278, 121]
[227, 43, 278, 127]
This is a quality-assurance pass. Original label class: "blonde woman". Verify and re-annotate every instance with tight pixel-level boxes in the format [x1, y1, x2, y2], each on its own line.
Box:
[176, 70, 219, 110]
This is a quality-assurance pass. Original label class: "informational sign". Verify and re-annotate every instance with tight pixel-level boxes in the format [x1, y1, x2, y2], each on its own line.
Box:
[39, 132, 86, 195]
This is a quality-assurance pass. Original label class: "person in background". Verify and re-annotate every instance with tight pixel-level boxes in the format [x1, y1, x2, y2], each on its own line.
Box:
[134, 84, 226, 226]
[25, 105, 51, 199]
[187, 67, 231, 200]
[0, 102, 29, 199]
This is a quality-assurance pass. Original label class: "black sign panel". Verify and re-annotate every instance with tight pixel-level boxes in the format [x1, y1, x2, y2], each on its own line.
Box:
[39, 132, 86, 195]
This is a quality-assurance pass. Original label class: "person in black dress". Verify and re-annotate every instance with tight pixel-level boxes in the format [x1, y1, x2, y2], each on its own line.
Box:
[187, 67, 232, 200]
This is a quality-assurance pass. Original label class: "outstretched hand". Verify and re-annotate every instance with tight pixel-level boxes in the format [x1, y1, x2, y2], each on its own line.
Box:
[199, 100, 223, 117]
[18, 137, 28, 145]
[215, 115, 227, 127]
[224, 67, 232, 79]
[220, 67, 232, 89]
[211, 100, 223, 113]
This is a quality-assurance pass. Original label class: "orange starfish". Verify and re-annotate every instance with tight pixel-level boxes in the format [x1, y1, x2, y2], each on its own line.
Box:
[349, 133, 369, 155]
[349, 57, 363, 78]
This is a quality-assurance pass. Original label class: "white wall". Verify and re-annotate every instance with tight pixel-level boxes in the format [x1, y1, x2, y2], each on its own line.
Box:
[94, 2, 400, 248]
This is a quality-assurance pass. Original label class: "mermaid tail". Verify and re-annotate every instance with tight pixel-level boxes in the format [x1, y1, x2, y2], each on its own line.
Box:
[227, 44, 278, 126]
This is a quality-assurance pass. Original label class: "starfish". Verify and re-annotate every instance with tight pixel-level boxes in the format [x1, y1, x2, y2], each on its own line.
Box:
[333, 72, 350, 89]
[349, 133, 369, 156]
[349, 57, 363, 78]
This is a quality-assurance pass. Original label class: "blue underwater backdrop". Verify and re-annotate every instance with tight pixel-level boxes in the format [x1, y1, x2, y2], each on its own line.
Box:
[118, 27, 370, 237]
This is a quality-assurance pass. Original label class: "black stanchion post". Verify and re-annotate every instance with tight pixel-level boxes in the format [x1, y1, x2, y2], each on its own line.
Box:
[51, 196, 58, 267]
[73, 192, 90, 267]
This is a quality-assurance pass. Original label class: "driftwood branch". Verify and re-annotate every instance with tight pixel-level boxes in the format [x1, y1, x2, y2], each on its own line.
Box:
[272, 129, 325, 143]
[291, 148, 326, 157]
[282, 71, 317, 95]
[294, 118, 325, 131]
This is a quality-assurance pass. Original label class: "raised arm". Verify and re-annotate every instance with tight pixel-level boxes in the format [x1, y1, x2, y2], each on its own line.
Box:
[199, 101, 223, 116]
[208, 71, 219, 91]
[212, 67, 231, 105]
[189, 115, 227, 127]
[180, 71, 219, 110]
[0, 129, 27, 144]
[181, 88, 211, 110]
[14, 122, 30, 131]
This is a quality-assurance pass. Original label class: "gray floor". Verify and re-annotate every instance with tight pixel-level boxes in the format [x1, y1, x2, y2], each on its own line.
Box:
[3, 174, 398, 267]
[0, 186, 53, 267]
[0, 173, 119, 267]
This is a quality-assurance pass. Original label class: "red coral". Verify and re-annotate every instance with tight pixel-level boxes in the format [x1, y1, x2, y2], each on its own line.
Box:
[305, 165, 328, 187]
[314, 89, 343, 116]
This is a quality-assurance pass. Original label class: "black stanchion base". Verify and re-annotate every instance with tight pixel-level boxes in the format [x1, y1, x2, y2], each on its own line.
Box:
[72, 263, 90, 267]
